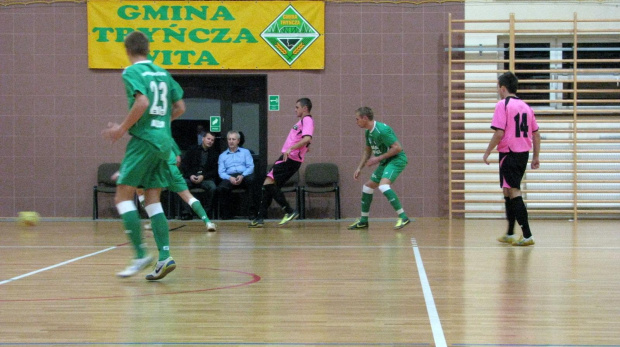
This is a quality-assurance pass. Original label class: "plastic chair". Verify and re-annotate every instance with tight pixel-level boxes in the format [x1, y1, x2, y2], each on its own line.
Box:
[93, 163, 121, 219]
[301, 163, 341, 219]
[216, 186, 250, 219]
[280, 170, 301, 216]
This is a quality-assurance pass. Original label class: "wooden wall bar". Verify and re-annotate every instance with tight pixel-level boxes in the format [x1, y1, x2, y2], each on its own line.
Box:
[448, 13, 620, 220]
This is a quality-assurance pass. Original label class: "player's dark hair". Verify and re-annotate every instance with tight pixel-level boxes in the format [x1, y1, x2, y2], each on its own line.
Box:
[124, 31, 150, 56]
[356, 106, 374, 120]
[498, 72, 518, 94]
[297, 98, 312, 112]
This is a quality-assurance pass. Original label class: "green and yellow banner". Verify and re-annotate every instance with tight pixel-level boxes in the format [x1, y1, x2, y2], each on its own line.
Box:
[87, 0, 324, 69]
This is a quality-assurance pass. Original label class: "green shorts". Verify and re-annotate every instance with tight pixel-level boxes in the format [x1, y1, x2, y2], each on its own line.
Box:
[370, 157, 408, 184]
[167, 153, 189, 193]
[117, 137, 171, 189]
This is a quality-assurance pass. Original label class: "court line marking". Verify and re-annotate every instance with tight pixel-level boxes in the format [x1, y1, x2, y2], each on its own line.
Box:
[0, 246, 119, 249]
[0, 245, 414, 250]
[2, 245, 619, 250]
[452, 345, 620, 347]
[411, 237, 447, 347]
[0, 343, 429, 346]
[0, 246, 117, 286]
[0, 267, 261, 302]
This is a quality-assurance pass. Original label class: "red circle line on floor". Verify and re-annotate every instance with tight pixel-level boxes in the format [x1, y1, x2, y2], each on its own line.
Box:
[0, 267, 261, 302]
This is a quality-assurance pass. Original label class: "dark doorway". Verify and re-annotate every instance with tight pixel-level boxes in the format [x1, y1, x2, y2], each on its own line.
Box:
[172, 74, 268, 175]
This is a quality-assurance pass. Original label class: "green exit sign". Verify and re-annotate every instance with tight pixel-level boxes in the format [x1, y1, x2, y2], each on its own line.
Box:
[210, 116, 221, 132]
[269, 95, 280, 111]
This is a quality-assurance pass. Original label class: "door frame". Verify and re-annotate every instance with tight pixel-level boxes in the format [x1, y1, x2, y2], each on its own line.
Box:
[172, 74, 268, 175]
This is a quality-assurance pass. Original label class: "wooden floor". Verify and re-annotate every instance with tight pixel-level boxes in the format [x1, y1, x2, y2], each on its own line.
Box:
[0, 218, 619, 346]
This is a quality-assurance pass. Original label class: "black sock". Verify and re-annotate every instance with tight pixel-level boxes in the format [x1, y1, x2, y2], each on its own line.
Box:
[505, 196, 515, 235]
[269, 184, 292, 214]
[257, 185, 274, 220]
[511, 196, 532, 239]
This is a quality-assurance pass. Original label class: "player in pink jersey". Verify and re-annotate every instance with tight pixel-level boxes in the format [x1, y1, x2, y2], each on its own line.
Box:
[248, 98, 314, 228]
[483, 72, 541, 246]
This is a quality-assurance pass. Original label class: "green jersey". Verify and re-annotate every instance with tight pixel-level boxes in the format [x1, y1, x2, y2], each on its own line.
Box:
[167, 139, 189, 193]
[171, 139, 182, 159]
[122, 60, 183, 154]
[365, 121, 407, 165]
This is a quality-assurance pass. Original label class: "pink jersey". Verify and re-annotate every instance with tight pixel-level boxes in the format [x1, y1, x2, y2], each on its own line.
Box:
[491, 96, 539, 153]
[281, 115, 314, 162]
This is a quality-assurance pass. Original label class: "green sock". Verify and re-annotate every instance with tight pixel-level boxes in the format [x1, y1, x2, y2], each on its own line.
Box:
[382, 188, 407, 219]
[360, 191, 373, 223]
[148, 209, 171, 261]
[119, 208, 146, 259]
[190, 198, 210, 223]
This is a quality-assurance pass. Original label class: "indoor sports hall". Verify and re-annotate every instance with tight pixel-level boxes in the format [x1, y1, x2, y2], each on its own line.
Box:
[1, 0, 619, 346]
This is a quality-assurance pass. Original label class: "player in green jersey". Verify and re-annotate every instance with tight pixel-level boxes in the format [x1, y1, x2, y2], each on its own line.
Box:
[123, 140, 217, 232]
[348, 107, 411, 230]
[167, 141, 217, 231]
[102, 31, 182, 280]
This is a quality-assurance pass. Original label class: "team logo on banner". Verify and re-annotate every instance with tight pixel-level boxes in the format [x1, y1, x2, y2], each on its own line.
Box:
[261, 5, 320, 66]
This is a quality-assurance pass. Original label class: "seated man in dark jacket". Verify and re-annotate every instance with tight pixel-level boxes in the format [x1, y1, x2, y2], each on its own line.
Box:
[180, 131, 220, 219]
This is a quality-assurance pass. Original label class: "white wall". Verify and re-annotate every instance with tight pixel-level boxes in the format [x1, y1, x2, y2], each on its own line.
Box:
[465, 1, 620, 23]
